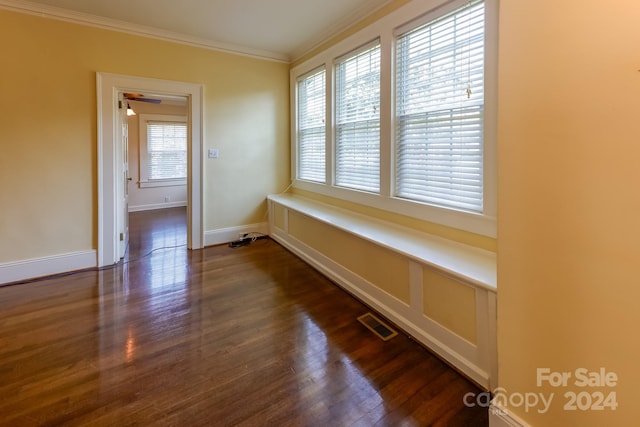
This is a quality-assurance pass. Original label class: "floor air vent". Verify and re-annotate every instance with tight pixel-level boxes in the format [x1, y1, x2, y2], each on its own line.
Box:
[357, 312, 398, 341]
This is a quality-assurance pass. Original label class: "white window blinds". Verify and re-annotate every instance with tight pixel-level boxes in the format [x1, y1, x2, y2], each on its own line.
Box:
[147, 121, 187, 180]
[335, 42, 381, 193]
[396, 0, 485, 212]
[297, 69, 326, 183]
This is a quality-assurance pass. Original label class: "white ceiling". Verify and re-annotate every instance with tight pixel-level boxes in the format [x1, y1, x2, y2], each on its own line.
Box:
[2, 0, 393, 62]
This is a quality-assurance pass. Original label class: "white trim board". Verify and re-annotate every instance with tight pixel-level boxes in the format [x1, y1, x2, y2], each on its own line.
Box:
[0, 250, 96, 285]
[268, 193, 496, 290]
[489, 403, 530, 427]
[128, 202, 187, 213]
[204, 222, 269, 247]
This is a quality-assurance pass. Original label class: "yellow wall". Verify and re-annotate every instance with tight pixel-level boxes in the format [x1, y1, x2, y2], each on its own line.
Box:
[498, 1, 640, 425]
[0, 9, 289, 263]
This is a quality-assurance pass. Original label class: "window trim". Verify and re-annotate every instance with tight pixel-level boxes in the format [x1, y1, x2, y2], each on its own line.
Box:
[138, 114, 188, 188]
[290, 0, 497, 238]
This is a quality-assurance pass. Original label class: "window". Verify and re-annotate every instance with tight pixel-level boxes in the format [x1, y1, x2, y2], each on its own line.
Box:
[395, 0, 485, 212]
[335, 42, 381, 193]
[297, 69, 326, 183]
[147, 121, 187, 180]
[139, 115, 187, 187]
[290, 0, 496, 237]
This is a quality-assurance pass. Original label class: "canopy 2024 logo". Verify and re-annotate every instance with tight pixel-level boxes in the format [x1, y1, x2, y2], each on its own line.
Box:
[464, 367, 618, 414]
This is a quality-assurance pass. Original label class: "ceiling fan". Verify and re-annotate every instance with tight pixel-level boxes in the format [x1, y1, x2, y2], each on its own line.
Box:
[123, 92, 161, 104]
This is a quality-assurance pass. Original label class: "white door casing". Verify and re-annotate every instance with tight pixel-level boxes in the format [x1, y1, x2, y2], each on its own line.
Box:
[116, 92, 129, 259]
[97, 73, 204, 267]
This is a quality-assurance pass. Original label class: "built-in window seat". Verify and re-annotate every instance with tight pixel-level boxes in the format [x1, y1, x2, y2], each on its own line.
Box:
[267, 193, 497, 389]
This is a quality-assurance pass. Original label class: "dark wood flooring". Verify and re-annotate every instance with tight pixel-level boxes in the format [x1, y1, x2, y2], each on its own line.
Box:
[0, 207, 488, 426]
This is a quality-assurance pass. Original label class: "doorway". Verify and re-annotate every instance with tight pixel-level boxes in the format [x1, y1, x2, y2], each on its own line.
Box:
[125, 93, 189, 260]
[97, 73, 204, 267]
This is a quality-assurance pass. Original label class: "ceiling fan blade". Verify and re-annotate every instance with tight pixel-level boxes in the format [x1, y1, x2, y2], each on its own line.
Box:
[123, 93, 161, 104]
[137, 98, 162, 104]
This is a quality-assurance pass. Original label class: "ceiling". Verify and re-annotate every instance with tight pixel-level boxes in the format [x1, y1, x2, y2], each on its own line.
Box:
[2, 0, 394, 62]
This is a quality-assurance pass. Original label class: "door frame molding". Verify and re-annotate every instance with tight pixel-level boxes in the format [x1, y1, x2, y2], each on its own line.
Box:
[97, 72, 204, 266]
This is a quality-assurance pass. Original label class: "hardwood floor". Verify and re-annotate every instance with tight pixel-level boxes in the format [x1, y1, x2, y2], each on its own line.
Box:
[126, 206, 187, 260]
[0, 208, 488, 426]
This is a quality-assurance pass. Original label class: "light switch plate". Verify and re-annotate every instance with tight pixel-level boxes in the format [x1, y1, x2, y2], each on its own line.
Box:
[208, 149, 219, 159]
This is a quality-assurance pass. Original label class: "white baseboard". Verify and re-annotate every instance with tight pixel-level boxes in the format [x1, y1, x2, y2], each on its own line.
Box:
[128, 201, 187, 212]
[0, 250, 97, 284]
[489, 402, 530, 427]
[204, 222, 269, 247]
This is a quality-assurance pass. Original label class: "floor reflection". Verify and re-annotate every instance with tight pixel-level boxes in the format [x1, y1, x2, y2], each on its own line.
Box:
[98, 207, 190, 391]
[141, 248, 188, 291]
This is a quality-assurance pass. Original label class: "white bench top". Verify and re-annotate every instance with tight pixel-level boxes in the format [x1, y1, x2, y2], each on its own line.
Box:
[268, 193, 496, 292]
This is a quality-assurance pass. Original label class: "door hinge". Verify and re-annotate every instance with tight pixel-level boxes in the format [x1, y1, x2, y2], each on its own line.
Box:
[119, 233, 124, 241]
[118, 100, 123, 109]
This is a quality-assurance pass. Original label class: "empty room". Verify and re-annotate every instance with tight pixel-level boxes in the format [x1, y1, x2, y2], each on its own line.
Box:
[1, 0, 639, 426]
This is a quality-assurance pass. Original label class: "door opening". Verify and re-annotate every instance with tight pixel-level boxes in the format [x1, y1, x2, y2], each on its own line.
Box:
[97, 72, 203, 267]
[122, 93, 190, 260]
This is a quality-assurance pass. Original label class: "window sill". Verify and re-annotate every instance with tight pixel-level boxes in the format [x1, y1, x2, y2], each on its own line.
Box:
[139, 179, 187, 188]
[267, 193, 496, 291]
[293, 179, 496, 238]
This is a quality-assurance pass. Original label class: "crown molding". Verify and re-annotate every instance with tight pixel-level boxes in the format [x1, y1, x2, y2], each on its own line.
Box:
[0, 0, 290, 63]
[290, 0, 396, 62]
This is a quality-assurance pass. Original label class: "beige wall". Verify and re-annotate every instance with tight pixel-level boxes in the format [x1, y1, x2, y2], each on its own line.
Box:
[0, 9, 289, 263]
[127, 101, 188, 211]
[498, 0, 640, 425]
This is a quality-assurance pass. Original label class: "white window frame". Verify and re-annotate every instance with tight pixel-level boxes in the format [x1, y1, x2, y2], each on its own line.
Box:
[290, 0, 497, 238]
[138, 114, 188, 188]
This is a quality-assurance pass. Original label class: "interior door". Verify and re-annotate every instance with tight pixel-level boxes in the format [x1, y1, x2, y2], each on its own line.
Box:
[116, 93, 130, 259]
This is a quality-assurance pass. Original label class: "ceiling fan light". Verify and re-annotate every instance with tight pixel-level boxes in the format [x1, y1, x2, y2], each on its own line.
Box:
[126, 103, 136, 116]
